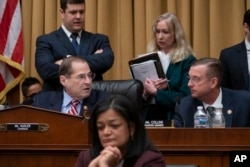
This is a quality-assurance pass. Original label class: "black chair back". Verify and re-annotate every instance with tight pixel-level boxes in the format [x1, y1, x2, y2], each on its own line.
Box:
[92, 79, 143, 114]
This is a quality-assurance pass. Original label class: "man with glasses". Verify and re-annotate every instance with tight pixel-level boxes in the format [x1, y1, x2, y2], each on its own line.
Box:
[32, 56, 109, 116]
[174, 58, 250, 127]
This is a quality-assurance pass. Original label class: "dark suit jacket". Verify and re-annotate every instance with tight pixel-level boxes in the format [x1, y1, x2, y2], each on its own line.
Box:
[32, 89, 109, 116]
[174, 88, 250, 127]
[74, 149, 166, 167]
[35, 28, 114, 91]
[220, 41, 249, 90]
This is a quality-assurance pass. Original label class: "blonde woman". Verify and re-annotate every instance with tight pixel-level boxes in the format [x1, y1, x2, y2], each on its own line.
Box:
[143, 12, 196, 121]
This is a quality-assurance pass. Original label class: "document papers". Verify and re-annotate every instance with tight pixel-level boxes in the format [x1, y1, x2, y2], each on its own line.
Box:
[130, 60, 159, 83]
[128, 52, 165, 84]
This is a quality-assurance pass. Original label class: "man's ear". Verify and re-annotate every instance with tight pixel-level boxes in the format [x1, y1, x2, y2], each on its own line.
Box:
[210, 77, 218, 88]
[244, 23, 249, 32]
[60, 75, 66, 86]
[59, 8, 64, 19]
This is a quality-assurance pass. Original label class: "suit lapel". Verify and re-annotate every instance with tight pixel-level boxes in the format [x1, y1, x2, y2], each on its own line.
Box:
[49, 91, 64, 112]
[56, 28, 76, 55]
[221, 89, 233, 127]
[79, 90, 98, 116]
[237, 42, 249, 86]
[185, 99, 203, 127]
[79, 31, 91, 55]
[193, 100, 204, 110]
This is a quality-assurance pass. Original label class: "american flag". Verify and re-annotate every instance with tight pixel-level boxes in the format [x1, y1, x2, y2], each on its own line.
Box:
[0, 0, 25, 104]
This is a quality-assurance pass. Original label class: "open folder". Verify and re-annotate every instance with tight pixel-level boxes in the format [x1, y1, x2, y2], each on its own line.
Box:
[128, 52, 165, 83]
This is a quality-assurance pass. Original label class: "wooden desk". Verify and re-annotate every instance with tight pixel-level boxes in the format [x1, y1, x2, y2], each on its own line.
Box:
[147, 127, 250, 167]
[0, 105, 90, 167]
[0, 105, 250, 167]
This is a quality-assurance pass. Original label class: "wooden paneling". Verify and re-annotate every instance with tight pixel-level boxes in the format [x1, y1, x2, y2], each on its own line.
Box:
[0, 106, 250, 167]
[147, 128, 250, 167]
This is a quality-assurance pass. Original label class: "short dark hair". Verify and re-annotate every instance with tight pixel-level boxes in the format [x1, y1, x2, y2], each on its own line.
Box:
[89, 94, 155, 165]
[191, 57, 223, 86]
[60, 0, 85, 11]
[21, 77, 41, 97]
[59, 56, 88, 76]
[243, 9, 250, 27]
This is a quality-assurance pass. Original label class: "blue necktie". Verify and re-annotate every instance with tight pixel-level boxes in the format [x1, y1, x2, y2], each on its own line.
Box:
[71, 33, 79, 55]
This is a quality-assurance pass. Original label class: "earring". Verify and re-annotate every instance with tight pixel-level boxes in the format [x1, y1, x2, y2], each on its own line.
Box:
[130, 134, 134, 141]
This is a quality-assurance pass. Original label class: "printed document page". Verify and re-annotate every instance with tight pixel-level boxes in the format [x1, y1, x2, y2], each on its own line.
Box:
[130, 60, 158, 83]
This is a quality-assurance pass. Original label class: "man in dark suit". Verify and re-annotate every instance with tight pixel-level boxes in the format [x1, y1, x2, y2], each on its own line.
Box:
[174, 58, 250, 127]
[219, 9, 250, 90]
[35, 0, 114, 91]
[32, 56, 109, 116]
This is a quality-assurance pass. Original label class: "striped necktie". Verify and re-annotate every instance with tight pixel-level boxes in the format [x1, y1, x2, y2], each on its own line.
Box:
[68, 100, 79, 115]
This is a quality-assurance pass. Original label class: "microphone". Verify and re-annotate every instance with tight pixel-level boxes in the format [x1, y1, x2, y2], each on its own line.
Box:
[174, 96, 180, 113]
[174, 96, 185, 127]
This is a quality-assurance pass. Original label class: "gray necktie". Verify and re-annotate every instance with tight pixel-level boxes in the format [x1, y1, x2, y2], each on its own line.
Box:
[206, 106, 215, 128]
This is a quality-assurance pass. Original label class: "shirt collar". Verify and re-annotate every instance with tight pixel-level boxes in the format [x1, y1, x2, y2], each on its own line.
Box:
[61, 24, 82, 39]
[203, 88, 222, 110]
[245, 38, 250, 51]
[62, 90, 83, 107]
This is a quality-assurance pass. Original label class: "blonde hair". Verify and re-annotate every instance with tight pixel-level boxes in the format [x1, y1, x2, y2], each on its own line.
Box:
[147, 12, 194, 63]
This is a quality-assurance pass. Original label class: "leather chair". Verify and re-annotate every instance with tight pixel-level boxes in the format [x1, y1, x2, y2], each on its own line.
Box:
[92, 79, 143, 114]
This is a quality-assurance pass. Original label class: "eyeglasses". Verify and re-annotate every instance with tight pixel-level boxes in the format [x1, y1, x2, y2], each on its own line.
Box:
[187, 76, 202, 84]
[69, 72, 96, 81]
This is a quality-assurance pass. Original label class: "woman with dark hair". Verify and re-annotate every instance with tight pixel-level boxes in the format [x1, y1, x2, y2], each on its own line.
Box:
[75, 94, 165, 167]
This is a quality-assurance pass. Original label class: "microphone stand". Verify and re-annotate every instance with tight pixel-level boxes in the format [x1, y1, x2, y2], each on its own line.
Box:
[174, 96, 185, 127]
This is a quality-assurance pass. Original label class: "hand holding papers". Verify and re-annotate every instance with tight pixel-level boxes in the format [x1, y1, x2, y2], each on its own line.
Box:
[130, 60, 159, 83]
[128, 52, 165, 84]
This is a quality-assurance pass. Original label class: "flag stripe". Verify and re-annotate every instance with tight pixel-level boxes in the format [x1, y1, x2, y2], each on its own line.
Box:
[0, 0, 18, 54]
[5, 1, 22, 60]
[11, 32, 23, 64]
[0, 0, 25, 103]
[0, 0, 7, 22]
[0, 68, 5, 91]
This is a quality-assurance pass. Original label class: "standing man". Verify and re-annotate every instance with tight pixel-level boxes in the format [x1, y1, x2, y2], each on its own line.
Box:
[174, 58, 250, 127]
[35, 0, 114, 91]
[220, 9, 250, 90]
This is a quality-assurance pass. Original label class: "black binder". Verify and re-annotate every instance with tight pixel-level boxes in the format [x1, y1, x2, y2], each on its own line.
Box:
[128, 52, 165, 83]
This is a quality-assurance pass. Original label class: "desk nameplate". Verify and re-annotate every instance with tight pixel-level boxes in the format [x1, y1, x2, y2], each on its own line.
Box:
[0, 123, 49, 132]
[144, 120, 173, 127]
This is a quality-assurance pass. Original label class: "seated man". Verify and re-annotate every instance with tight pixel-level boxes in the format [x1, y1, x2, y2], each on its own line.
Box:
[174, 58, 250, 127]
[32, 56, 109, 116]
[21, 77, 42, 105]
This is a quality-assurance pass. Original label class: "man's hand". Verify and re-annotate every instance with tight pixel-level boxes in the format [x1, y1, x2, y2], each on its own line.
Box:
[55, 59, 63, 65]
[94, 49, 103, 54]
